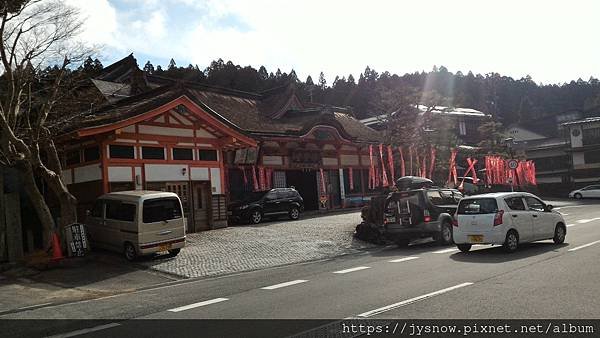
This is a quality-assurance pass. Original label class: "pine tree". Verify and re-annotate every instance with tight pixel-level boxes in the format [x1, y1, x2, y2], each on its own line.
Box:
[168, 58, 177, 70]
[318, 72, 326, 89]
[305, 75, 314, 86]
[143, 61, 155, 74]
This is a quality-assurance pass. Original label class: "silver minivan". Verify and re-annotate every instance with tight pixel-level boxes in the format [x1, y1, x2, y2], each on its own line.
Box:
[86, 191, 186, 261]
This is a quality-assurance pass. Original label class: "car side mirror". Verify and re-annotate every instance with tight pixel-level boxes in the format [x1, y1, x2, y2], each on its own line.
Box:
[545, 204, 554, 212]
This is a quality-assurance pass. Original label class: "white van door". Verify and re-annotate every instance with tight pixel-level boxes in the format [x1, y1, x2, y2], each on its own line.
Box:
[503, 196, 534, 242]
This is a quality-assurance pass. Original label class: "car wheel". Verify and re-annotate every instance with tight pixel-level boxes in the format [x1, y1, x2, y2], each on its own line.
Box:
[553, 224, 566, 244]
[168, 248, 181, 257]
[503, 230, 519, 253]
[574, 193, 582, 199]
[437, 221, 453, 246]
[457, 244, 472, 253]
[249, 210, 262, 224]
[124, 242, 137, 261]
[395, 238, 410, 247]
[289, 207, 300, 220]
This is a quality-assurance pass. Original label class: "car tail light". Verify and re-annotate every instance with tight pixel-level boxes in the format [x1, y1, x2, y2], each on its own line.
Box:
[424, 210, 432, 223]
[493, 210, 504, 226]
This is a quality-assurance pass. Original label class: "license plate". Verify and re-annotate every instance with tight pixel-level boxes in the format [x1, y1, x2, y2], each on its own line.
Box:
[468, 235, 484, 243]
[159, 243, 172, 252]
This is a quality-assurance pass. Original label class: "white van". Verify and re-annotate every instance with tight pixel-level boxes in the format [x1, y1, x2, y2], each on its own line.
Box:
[85, 191, 186, 261]
[453, 192, 566, 253]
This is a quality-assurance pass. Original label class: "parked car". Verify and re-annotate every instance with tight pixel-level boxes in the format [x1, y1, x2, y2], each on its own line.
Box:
[453, 192, 566, 253]
[85, 191, 186, 261]
[383, 184, 463, 247]
[228, 188, 304, 224]
[569, 185, 600, 199]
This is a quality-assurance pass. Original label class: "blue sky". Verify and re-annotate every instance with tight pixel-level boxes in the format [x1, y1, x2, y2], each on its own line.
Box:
[69, 0, 600, 85]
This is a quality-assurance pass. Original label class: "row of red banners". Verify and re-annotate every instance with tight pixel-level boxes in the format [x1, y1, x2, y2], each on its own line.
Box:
[368, 144, 438, 189]
[485, 156, 537, 186]
[240, 166, 274, 192]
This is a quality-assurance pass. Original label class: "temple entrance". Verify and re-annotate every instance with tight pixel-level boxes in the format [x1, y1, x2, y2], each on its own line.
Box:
[286, 169, 319, 211]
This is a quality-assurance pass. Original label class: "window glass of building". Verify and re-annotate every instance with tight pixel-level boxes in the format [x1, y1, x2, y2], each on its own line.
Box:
[83, 146, 100, 162]
[142, 146, 165, 160]
[198, 149, 218, 161]
[173, 148, 194, 160]
[109, 145, 135, 159]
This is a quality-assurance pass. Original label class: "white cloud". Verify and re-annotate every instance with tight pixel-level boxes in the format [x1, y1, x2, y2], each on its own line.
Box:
[73, 0, 600, 84]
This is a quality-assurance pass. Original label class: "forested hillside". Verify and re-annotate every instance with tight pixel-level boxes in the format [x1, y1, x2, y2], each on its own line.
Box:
[140, 58, 600, 125]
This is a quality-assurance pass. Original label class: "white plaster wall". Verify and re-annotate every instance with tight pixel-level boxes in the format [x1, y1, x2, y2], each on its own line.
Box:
[573, 152, 585, 166]
[191, 167, 209, 180]
[340, 154, 359, 166]
[145, 164, 189, 182]
[507, 126, 545, 142]
[123, 125, 136, 133]
[570, 126, 583, 148]
[74, 164, 102, 184]
[108, 166, 132, 182]
[62, 169, 72, 185]
[263, 155, 283, 166]
[210, 168, 221, 194]
[196, 128, 216, 138]
[134, 167, 142, 190]
[339, 168, 345, 200]
[323, 157, 338, 166]
[138, 125, 193, 137]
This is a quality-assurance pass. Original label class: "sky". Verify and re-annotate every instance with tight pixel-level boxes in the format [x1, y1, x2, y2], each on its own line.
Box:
[67, 0, 600, 85]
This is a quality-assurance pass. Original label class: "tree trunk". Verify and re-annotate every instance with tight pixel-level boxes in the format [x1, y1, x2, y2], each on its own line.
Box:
[17, 161, 56, 251]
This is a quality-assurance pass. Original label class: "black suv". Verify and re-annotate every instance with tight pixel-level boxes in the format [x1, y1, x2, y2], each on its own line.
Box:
[228, 188, 304, 224]
[383, 178, 463, 246]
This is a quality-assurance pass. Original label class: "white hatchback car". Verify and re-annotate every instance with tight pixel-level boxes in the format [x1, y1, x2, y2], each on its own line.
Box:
[453, 192, 566, 253]
[569, 185, 600, 199]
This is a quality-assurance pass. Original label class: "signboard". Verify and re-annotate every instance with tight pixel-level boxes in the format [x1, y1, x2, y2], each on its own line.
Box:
[508, 159, 519, 170]
[234, 147, 259, 165]
[65, 223, 88, 257]
[290, 150, 322, 169]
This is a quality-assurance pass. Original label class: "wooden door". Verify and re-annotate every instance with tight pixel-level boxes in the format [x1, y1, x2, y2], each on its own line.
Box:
[192, 182, 210, 231]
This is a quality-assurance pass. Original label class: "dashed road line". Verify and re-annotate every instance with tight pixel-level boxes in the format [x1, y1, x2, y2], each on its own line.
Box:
[16, 302, 53, 311]
[432, 248, 459, 254]
[568, 240, 600, 252]
[333, 266, 371, 274]
[167, 297, 229, 312]
[261, 280, 308, 290]
[567, 224, 575, 227]
[357, 282, 474, 317]
[46, 323, 120, 338]
[576, 219, 594, 224]
[388, 256, 419, 263]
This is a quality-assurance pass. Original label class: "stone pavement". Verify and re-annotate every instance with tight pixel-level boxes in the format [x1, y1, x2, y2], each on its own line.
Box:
[139, 211, 377, 278]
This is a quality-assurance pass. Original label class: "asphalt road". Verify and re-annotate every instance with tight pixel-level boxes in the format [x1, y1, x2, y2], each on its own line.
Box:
[3, 199, 600, 337]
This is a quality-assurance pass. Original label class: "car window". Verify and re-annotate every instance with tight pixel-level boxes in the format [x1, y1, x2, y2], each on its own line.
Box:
[457, 198, 498, 214]
[505, 197, 526, 211]
[105, 200, 136, 222]
[264, 192, 277, 200]
[440, 190, 460, 204]
[426, 191, 444, 205]
[143, 197, 182, 223]
[90, 200, 104, 218]
[525, 196, 545, 212]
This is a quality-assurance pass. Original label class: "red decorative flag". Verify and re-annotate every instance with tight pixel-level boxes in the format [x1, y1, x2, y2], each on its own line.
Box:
[428, 147, 436, 179]
[241, 166, 248, 185]
[379, 144, 389, 186]
[258, 167, 266, 190]
[369, 145, 375, 188]
[252, 166, 259, 191]
[409, 146, 414, 176]
[319, 168, 327, 195]
[375, 166, 380, 187]
[420, 155, 427, 178]
[448, 149, 458, 186]
[387, 145, 395, 184]
[398, 147, 406, 177]
[266, 168, 273, 189]
[349, 167, 354, 191]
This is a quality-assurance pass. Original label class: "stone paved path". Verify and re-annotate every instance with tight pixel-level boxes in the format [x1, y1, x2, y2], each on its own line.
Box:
[139, 211, 377, 278]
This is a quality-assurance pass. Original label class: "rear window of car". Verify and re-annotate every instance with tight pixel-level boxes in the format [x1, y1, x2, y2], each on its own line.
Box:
[143, 197, 183, 223]
[458, 198, 498, 214]
[427, 190, 462, 205]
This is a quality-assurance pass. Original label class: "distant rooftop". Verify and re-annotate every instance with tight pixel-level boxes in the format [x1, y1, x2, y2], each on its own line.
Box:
[562, 116, 600, 126]
[360, 105, 488, 126]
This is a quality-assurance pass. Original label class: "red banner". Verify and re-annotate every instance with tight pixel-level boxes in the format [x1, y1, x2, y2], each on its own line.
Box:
[369, 145, 375, 189]
[252, 166, 259, 191]
[320, 168, 327, 195]
[258, 167, 266, 190]
[420, 155, 427, 178]
[387, 145, 395, 184]
[448, 148, 458, 186]
[240, 166, 248, 185]
[409, 146, 414, 176]
[398, 147, 406, 177]
[266, 168, 273, 189]
[428, 147, 437, 179]
[379, 144, 389, 186]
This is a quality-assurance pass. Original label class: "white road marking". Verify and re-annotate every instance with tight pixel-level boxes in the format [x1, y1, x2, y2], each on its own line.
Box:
[333, 266, 371, 274]
[554, 205, 588, 210]
[261, 280, 308, 290]
[567, 224, 575, 227]
[559, 213, 569, 216]
[46, 323, 120, 338]
[432, 248, 459, 254]
[577, 219, 594, 224]
[357, 282, 474, 318]
[16, 302, 53, 310]
[167, 298, 229, 312]
[388, 256, 419, 263]
[568, 240, 600, 252]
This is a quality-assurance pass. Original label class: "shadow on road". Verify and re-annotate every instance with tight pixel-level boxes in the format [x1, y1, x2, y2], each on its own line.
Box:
[449, 241, 568, 263]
